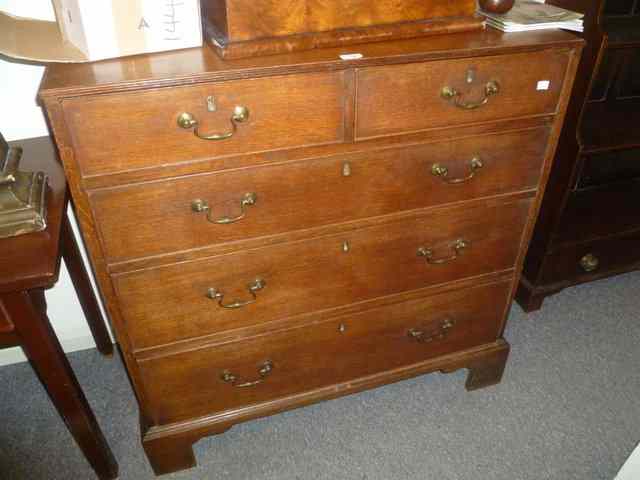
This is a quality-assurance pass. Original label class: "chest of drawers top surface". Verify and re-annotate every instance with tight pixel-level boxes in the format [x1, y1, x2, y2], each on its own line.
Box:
[39, 29, 580, 98]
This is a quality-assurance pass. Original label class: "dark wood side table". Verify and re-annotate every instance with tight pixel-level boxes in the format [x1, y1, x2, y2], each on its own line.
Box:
[0, 137, 118, 480]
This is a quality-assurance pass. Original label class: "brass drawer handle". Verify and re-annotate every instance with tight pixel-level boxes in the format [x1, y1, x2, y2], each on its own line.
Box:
[580, 253, 599, 272]
[441, 81, 500, 110]
[408, 318, 456, 343]
[177, 105, 249, 141]
[191, 192, 257, 224]
[431, 156, 483, 184]
[221, 360, 274, 388]
[417, 239, 469, 265]
[206, 278, 265, 309]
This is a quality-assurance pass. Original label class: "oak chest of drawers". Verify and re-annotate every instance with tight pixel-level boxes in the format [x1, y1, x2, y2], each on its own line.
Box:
[39, 29, 582, 475]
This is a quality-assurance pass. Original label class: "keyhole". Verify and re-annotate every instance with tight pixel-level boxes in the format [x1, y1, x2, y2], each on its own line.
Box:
[207, 96, 216, 112]
[466, 69, 476, 84]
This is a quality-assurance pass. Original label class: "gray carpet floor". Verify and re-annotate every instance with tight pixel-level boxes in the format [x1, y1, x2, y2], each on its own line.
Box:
[1, 271, 639, 480]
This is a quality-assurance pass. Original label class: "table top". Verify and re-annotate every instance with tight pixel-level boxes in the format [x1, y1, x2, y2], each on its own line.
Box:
[0, 136, 67, 293]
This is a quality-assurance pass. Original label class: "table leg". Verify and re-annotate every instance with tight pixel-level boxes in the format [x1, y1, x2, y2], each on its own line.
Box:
[1, 290, 118, 480]
[61, 213, 113, 356]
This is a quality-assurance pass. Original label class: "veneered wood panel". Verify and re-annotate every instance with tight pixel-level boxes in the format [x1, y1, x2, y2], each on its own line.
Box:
[91, 128, 547, 263]
[63, 72, 347, 177]
[114, 198, 531, 350]
[356, 50, 569, 139]
[206, 0, 477, 42]
[138, 280, 511, 424]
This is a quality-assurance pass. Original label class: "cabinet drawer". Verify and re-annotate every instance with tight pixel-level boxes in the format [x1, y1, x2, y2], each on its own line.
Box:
[138, 280, 511, 425]
[542, 231, 640, 285]
[114, 198, 530, 350]
[356, 50, 569, 139]
[63, 72, 348, 177]
[92, 128, 546, 263]
[577, 148, 640, 189]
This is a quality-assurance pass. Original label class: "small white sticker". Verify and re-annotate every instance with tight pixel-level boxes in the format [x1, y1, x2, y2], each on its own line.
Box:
[339, 53, 363, 60]
[537, 80, 551, 91]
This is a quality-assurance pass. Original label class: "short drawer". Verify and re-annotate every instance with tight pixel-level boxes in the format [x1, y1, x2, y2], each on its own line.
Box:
[138, 280, 511, 425]
[113, 198, 530, 349]
[356, 50, 569, 139]
[63, 72, 348, 177]
[91, 128, 547, 263]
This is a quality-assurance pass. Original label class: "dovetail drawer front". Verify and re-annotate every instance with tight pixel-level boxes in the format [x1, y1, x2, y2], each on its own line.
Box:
[91, 128, 547, 264]
[356, 50, 568, 139]
[62, 71, 348, 177]
[113, 198, 530, 350]
[138, 280, 511, 425]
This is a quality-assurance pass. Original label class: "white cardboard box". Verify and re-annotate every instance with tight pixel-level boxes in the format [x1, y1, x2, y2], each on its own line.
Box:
[0, 0, 202, 63]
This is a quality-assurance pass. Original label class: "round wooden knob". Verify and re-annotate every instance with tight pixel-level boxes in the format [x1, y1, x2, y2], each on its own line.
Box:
[479, 0, 515, 14]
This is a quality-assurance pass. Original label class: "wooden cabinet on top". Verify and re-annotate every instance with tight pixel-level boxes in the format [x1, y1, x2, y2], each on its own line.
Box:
[39, 28, 582, 475]
[200, 0, 484, 58]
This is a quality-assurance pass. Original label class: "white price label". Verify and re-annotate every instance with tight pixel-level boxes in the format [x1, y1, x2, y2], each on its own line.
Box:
[537, 80, 551, 91]
[339, 53, 364, 60]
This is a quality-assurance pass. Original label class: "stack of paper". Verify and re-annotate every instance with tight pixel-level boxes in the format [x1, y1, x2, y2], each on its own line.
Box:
[483, 0, 584, 33]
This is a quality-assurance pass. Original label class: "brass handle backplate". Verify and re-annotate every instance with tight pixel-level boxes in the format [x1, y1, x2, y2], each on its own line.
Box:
[431, 156, 484, 184]
[441, 81, 500, 110]
[192, 192, 257, 224]
[221, 360, 273, 388]
[417, 239, 469, 265]
[408, 318, 456, 343]
[177, 105, 249, 141]
[207, 278, 265, 309]
[580, 253, 599, 272]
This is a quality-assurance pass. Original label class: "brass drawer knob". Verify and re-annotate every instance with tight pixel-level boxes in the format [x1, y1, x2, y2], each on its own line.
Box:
[417, 239, 469, 265]
[441, 80, 500, 110]
[580, 253, 599, 273]
[408, 318, 456, 343]
[207, 278, 266, 309]
[191, 192, 257, 224]
[221, 360, 274, 388]
[177, 105, 249, 141]
[431, 156, 483, 184]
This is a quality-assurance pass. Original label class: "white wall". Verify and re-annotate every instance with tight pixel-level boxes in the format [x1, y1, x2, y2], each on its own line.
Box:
[0, 0, 112, 366]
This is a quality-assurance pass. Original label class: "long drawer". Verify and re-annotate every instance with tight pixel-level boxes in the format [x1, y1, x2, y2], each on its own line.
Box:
[91, 128, 547, 263]
[62, 71, 348, 177]
[356, 50, 569, 139]
[137, 280, 511, 425]
[113, 198, 531, 350]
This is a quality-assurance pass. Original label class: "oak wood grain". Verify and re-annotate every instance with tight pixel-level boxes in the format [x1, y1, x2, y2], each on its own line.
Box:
[38, 30, 583, 476]
[63, 72, 347, 177]
[138, 280, 511, 425]
[90, 128, 547, 264]
[113, 198, 531, 350]
[38, 30, 582, 100]
[356, 49, 570, 139]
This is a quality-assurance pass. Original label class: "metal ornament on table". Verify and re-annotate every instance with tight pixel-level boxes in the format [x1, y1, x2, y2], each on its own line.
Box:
[0, 133, 49, 238]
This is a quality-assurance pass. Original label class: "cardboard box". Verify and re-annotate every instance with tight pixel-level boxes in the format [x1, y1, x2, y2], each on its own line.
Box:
[0, 0, 202, 63]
